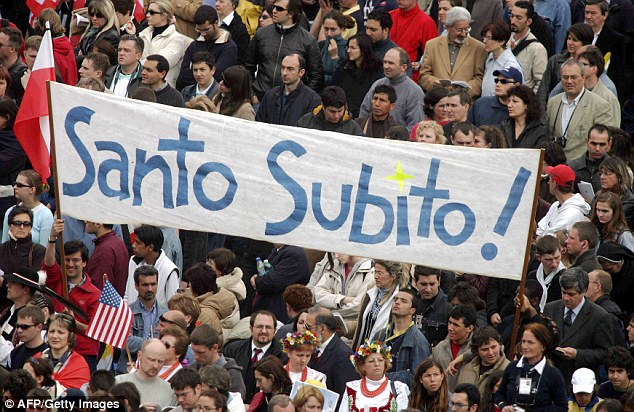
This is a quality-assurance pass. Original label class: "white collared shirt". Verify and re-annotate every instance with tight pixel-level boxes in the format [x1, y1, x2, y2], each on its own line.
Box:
[196, 80, 215, 96]
[317, 333, 335, 356]
[516, 355, 547, 374]
[222, 12, 235, 27]
[564, 297, 586, 324]
[561, 88, 585, 136]
[251, 340, 272, 361]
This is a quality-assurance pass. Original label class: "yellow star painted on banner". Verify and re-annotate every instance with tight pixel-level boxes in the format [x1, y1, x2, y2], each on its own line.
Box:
[385, 161, 414, 192]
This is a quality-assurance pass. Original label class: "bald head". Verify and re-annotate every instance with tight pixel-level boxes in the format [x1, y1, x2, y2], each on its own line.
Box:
[157, 309, 188, 333]
[138, 338, 167, 379]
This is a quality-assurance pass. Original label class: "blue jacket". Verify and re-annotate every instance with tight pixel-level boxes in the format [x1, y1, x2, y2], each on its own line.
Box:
[374, 322, 431, 387]
[116, 299, 168, 373]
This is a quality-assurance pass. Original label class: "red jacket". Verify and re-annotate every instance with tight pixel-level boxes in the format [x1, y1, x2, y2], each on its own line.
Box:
[85, 231, 130, 295]
[53, 36, 78, 85]
[44, 261, 101, 357]
[390, 5, 437, 83]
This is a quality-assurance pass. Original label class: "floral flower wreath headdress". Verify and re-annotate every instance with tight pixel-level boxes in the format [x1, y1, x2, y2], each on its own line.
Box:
[350, 340, 392, 366]
[281, 330, 320, 353]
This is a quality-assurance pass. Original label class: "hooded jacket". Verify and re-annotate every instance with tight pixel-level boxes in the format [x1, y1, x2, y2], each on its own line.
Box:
[196, 287, 238, 338]
[53, 36, 78, 86]
[296, 105, 363, 135]
[536, 193, 591, 237]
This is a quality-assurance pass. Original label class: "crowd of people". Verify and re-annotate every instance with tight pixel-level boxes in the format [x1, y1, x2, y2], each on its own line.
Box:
[2, 0, 634, 410]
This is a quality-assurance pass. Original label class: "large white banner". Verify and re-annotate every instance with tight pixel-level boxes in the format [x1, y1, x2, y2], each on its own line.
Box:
[49, 83, 541, 280]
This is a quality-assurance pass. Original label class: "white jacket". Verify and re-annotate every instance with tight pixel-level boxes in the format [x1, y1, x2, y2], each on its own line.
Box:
[125, 250, 179, 307]
[139, 24, 193, 87]
[536, 193, 591, 236]
[314, 256, 375, 323]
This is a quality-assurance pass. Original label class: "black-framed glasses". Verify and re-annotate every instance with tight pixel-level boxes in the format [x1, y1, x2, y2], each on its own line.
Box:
[274, 5, 288, 11]
[146, 9, 163, 15]
[88, 11, 105, 18]
[450, 402, 470, 409]
[494, 78, 516, 84]
[159, 315, 181, 327]
[10, 221, 32, 228]
[14, 182, 33, 188]
[16, 323, 35, 330]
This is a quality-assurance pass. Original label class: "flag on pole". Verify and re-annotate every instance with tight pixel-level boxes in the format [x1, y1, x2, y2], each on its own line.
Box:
[133, 0, 145, 27]
[14, 24, 55, 181]
[86, 279, 133, 349]
[26, 0, 60, 17]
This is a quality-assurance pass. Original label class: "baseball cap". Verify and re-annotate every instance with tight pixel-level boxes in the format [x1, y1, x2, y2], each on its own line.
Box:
[493, 66, 523, 84]
[546, 164, 575, 187]
[571, 368, 596, 394]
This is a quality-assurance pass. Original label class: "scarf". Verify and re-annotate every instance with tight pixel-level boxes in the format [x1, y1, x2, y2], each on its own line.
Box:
[536, 261, 566, 311]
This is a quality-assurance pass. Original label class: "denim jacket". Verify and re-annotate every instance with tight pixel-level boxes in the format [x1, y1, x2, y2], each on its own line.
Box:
[374, 322, 431, 386]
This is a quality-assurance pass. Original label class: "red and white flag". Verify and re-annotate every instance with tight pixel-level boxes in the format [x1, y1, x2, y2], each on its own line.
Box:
[86, 279, 133, 349]
[133, 0, 145, 26]
[26, 0, 60, 17]
[14, 24, 56, 181]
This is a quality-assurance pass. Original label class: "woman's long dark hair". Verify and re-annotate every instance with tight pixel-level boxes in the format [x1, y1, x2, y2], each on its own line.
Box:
[348, 33, 382, 72]
[507, 85, 543, 123]
[254, 356, 292, 395]
[213, 65, 252, 117]
[409, 359, 450, 412]
[591, 191, 630, 241]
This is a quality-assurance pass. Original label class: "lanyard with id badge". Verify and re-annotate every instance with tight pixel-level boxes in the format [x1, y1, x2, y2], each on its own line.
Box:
[513, 368, 542, 410]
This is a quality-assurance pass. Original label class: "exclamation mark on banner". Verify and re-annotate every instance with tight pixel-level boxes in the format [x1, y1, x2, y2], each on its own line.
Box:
[481, 167, 532, 261]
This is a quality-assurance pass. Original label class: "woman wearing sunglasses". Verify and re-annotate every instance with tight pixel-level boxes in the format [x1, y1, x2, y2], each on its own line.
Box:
[2, 169, 54, 247]
[75, 0, 120, 62]
[0, 205, 45, 278]
[158, 325, 189, 381]
[39, 313, 91, 389]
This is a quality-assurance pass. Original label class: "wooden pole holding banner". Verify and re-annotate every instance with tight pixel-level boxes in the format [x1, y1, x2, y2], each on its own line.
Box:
[508, 148, 546, 360]
[46, 80, 69, 299]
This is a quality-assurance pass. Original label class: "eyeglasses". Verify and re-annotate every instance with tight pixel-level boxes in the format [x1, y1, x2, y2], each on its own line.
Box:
[304, 323, 313, 331]
[159, 315, 181, 327]
[195, 25, 214, 33]
[146, 10, 163, 15]
[163, 341, 172, 349]
[451, 26, 471, 34]
[16, 323, 35, 330]
[10, 221, 32, 228]
[14, 182, 33, 188]
[494, 78, 516, 84]
[260, 14, 272, 19]
[88, 11, 105, 18]
[274, 5, 288, 11]
[175, 390, 193, 399]
[450, 402, 470, 409]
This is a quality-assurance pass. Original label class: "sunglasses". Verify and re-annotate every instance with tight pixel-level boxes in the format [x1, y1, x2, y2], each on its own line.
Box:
[163, 341, 172, 349]
[16, 323, 35, 330]
[14, 182, 32, 188]
[159, 315, 181, 327]
[146, 10, 163, 15]
[494, 78, 516, 84]
[10, 221, 32, 228]
[88, 11, 105, 18]
[274, 5, 288, 11]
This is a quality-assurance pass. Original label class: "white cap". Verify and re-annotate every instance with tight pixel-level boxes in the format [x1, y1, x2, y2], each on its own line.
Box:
[571, 368, 596, 394]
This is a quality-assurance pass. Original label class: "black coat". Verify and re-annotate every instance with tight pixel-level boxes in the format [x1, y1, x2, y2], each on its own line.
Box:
[596, 25, 628, 100]
[501, 118, 550, 149]
[245, 23, 324, 99]
[337, 61, 383, 118]
[256, 82, 321, 126]
[176, 31, 238, 90]
[544, 298, 614, 383]
[307, 334, 359, 401]
[222, 338, 286, 403]
[222, 14, 250, 65]
[252, 245, 310, 323]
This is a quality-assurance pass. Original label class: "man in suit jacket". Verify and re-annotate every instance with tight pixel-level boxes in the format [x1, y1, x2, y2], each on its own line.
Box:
[546, 58, 614, 160]
[222, 310, 286, 403]
[306, 307, 359, 402]
[543, 267, 614, 384]
[419, 7, 486, 97]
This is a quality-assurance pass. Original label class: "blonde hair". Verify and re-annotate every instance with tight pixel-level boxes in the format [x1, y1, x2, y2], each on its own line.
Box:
[416, 120, 446, 144]
[81, 0, 118, 43]
[150, 0, 174, 21]
[39, 8, 65, 36]
[293, 386, 325, 410]
[186, 95, 216, 112]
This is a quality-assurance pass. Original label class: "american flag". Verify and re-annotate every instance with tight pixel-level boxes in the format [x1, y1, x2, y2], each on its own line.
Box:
[86, 279, 133, 349]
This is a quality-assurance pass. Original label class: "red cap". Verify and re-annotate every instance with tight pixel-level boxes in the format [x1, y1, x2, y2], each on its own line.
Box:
[546, 164, 575, 187]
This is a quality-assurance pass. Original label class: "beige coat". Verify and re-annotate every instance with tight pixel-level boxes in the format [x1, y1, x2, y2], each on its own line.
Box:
[139, 24, 193, 87]
[419, 35, 487, 97]
[455, 354, 510, 397]
[432, 334, 472, 391]
[508, 31, 548, 92]
[216, 267, 247, 301]
[170, 0, 202, 39]
[196, 287, 238, 338]
[590, 80, 621, 126]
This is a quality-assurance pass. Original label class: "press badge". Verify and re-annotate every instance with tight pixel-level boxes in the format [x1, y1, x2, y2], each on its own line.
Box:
[2, 323, 13, 336]
[518, 378, 532, 395]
